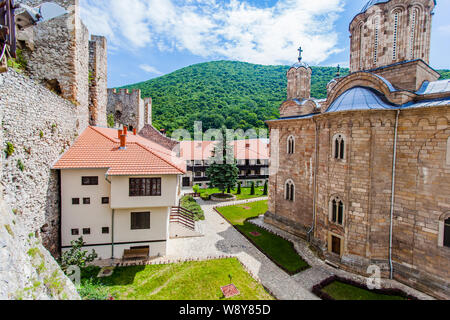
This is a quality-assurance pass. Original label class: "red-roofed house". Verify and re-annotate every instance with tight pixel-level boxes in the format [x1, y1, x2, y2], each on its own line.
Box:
[53, 126, 186, 260]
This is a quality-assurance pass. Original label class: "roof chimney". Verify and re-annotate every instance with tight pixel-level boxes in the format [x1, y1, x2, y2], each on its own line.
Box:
[118, 129, 123, 139]
[119, 134, 127, 149]
[133, 128, 137, 135]
[123, 126, 128, 135]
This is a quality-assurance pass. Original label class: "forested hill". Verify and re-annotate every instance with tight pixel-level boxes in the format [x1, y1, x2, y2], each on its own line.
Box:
[122, 60, 450, 135]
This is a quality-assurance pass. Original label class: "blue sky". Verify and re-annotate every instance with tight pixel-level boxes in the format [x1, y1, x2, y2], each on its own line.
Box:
[79, 0, 450, 88]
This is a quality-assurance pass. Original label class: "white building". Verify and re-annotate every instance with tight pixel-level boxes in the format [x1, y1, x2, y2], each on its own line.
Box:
[53, 126, 186, 260]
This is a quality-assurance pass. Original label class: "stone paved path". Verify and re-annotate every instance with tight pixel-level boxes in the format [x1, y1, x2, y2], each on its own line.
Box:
[161, 197, 319, 300]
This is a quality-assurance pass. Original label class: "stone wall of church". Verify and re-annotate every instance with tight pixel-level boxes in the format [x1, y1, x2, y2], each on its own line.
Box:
[370, 59, 440, 92]
[266, 120, 316, 238]
[349, 0, 435, 73]
[391, 107, 450, 299]
[266, 107, 450, 299]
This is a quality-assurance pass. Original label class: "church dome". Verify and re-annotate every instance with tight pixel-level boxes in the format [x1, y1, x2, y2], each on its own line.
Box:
[291, 61, 310, 69]
[360, 0, 389, 14]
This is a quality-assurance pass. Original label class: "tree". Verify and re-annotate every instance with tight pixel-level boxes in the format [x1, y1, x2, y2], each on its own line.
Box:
[250, 181, 255, 195]
[59, 237, 98, 272]
[237, 182, 242, 195]
[205, 129, 239, 194]
[263, 181, 268, 195]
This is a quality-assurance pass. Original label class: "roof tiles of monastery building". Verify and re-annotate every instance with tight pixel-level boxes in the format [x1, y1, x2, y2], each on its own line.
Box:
[52, 126, 186, 176]
[180, 139, 269, 161]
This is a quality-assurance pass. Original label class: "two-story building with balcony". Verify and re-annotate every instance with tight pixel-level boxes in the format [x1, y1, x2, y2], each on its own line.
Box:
[52, 126, 186, 260]
[180, 139, 269, 188]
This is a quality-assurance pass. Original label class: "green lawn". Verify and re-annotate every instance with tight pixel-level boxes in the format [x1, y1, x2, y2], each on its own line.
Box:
[199, 187, 267, 201]
[217, 201, 310, 274]
[79, 258, 274, 300]
[322, 281, 407, 300]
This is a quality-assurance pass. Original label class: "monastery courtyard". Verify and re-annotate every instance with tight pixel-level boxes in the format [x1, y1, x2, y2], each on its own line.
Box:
[137, 196, 433, 301]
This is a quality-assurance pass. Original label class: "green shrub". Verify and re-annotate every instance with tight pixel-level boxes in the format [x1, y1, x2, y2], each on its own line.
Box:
[237, 182, 242, 195]
[250, 182, 255, 195]
[263, 181, 268, 196]
[78, 279, 110, 300]
[193, 185, 200, 194]
[180, 195, 205, 221]
[17, 159, 25, 172]
[5, 142, 15, 158]
[7, 49, 27, 73]
[107, 114, 115, 128]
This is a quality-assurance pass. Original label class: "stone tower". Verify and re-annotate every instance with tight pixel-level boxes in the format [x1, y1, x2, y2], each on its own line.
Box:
[349, 0, 439, 91]
[287, 47, 312, 100]
[107, 89, 152, 132]
[350, 0, 436, 72]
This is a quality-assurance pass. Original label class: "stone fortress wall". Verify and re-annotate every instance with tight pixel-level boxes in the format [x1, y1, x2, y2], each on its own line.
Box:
[107, 88, 152, 132]
[1, 0, 107, 258]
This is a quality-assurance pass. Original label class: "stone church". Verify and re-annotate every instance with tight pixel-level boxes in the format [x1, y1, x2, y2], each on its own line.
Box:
[265, 0, 449, 299]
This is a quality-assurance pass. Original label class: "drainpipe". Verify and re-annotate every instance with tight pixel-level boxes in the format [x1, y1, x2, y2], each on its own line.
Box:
[308, 119, 319, 242]
[389, 110, 400, 280]
[105, 173, 114, 259]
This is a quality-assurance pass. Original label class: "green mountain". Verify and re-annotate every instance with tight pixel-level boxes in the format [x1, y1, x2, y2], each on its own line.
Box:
[122, 61, 450, 135]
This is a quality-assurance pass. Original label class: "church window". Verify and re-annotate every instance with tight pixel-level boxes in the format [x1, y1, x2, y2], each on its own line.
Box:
[333, 134, 345, 160]
[359, 24, 364, 69]
[374, 17, 380, 63]
[445, 218, 450, 248]
[287, 136, 295, 154]
[285, 180, 295, 202]
[409, 9, 417, 59]
[393, 12, 399, 60]
[446, 137, 450, 166]
[330, 196, 344, 226]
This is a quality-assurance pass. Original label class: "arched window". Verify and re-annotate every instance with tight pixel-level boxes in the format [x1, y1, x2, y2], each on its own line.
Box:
[439, 212, 450, 248]
[445, 218, 450, 248]
[359, 24, 364, 69]
[392, 12, 399, 60]
[409, 8, 418, 59]
[330, 196, 344, 226]
[373, 17, 380, 63]
[332, 134, 346, 160]
[285, 180, 295, 202]
[287, 136, 295, 155]
[446, 136, 450, 166]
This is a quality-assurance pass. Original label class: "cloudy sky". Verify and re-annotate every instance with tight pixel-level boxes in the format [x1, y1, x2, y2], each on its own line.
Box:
[79, 0, 450, 87]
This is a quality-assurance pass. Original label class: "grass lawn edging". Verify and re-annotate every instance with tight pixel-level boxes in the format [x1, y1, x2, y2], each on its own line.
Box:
[312, 275, 419, 301]
[104, 255, 278, 300]
[213, 207, 310, 276]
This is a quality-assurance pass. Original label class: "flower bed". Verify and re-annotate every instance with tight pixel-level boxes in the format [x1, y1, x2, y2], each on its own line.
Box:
[312, 275, 419, 300]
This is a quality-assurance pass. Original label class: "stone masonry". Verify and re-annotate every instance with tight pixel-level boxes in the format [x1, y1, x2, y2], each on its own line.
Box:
[89, 35, 108, 127]
[107, 88, 152, 132]
[266, 0, 449, 299]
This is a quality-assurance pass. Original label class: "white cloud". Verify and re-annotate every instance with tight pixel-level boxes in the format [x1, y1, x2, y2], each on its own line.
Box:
[80, 0, 345, 65]
[438, 25, 450, 34]
[139, 64, 163, 75]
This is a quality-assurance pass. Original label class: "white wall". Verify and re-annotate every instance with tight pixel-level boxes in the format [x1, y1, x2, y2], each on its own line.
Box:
[61, 169, 111, 248]
[110, 174, 179, 209]
[61, 169, 177, 259]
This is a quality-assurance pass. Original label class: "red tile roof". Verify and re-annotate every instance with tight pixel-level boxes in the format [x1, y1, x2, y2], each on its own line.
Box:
[53, 126, 186, 176]
[180, 139, 269, 161]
